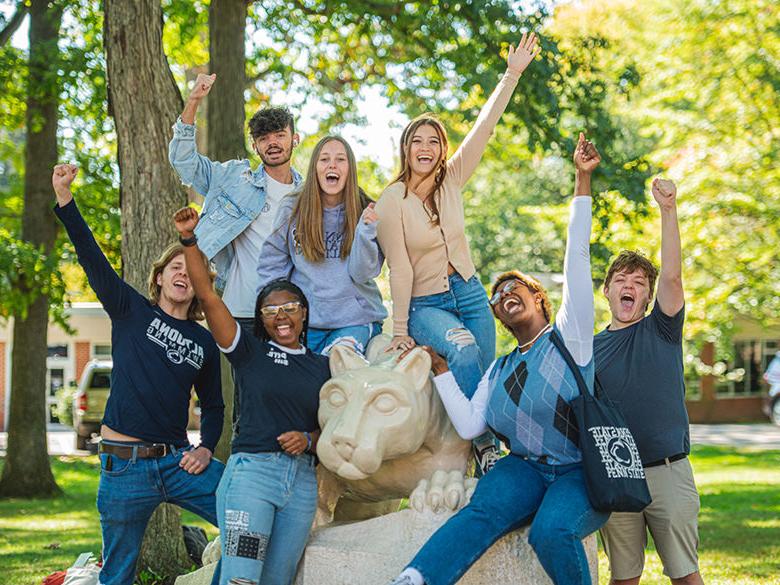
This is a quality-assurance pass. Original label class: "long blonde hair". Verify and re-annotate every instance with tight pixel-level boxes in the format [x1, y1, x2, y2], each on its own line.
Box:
[290, 135, 363, 262]
[390, 115, 449, 225]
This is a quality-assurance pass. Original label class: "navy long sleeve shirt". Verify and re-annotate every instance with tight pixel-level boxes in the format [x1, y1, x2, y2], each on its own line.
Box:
[55, 199, 224, 451]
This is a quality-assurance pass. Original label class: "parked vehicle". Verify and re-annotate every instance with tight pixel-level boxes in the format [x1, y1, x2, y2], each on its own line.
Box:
[72, 360, 112, 450]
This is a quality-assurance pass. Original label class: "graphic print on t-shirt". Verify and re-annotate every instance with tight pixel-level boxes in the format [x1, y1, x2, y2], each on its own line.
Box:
[146, 317, 204, 369]
[266, 346, 290, 366]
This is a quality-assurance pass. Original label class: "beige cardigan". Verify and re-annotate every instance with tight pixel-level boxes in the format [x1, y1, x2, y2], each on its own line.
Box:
[376, 70, 521, 336]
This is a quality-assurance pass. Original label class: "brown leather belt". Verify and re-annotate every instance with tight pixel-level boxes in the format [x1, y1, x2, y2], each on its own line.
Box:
[644, 452, 687, 468]
[100, 441, 173, 459]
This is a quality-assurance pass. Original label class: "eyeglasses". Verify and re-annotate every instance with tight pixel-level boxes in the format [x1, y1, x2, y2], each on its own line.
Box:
[489, 279, 523, 306]
[259, 301, 303, 319]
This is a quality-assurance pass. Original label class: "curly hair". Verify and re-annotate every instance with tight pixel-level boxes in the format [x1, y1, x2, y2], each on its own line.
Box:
[248, 106, 295, 140]
[491, 270, 553, 324]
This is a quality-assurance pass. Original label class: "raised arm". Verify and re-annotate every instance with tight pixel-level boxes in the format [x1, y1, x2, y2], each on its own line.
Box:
[52, 164, 135, 318]
[449, 33, 541, 186]
[169, 73, 230, 196]
[652, 178, 684, 316]
[556, 134, 598, 366]
[348, 203, 383, 282]
[172, 207, 237, 348]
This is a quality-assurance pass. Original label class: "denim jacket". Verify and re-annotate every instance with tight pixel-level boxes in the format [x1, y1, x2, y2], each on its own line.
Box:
[168, 117, 303, 290]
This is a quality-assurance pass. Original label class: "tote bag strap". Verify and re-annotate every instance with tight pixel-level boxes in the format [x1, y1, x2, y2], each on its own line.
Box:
[549, 329, 591, 399]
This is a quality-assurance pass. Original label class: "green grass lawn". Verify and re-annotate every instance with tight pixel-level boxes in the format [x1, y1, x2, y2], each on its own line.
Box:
[1, 446, 779, 585]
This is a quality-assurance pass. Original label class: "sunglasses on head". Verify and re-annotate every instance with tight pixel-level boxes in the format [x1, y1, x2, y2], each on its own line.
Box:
[259, 301, 303, 319]
[489, 279, 525, 306]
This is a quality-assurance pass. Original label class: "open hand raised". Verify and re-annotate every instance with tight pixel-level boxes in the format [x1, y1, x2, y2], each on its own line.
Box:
[573, 133, 601, 174]
[52, 163, 78, 206]
[173, 206, 199, 237]
[506, 32, 542, 76]
[188, 73, 216, 102]
[651, 178, 677, 210]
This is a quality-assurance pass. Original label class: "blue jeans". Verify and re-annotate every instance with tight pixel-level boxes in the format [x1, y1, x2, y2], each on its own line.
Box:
[96, 443, 224, 585]
[408, 455, 609, 585]
[307, 321, 382, 356]
[215, 451, 317, 585]
[409, 274, 495, 398]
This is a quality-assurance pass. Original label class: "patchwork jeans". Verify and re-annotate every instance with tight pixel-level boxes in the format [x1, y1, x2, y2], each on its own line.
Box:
[215, 451, 317, 585]
[96, 443, 224, 585]
[408, 455, 609, 585]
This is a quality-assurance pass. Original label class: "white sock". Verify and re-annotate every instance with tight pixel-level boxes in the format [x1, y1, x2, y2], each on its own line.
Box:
[394, 568, 424, 585]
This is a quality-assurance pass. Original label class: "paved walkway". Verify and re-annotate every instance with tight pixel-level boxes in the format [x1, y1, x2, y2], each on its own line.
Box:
[1, 424, 779, 457]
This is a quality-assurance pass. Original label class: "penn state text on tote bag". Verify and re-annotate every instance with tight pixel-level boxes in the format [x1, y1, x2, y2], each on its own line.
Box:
[550, 329, 651, 513]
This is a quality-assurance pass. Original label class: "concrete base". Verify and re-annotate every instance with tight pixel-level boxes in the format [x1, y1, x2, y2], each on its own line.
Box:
[175, 509, 599, 585]
[295, 508, 598, 584]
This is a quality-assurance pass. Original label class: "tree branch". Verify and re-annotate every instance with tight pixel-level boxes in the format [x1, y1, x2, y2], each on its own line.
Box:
[0, 2, 28, 48]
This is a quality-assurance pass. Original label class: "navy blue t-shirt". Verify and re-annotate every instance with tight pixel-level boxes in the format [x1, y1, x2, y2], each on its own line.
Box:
[55, 200, 224, 451]
[594, 302, 689, 464]
[223, 329, 330, 454]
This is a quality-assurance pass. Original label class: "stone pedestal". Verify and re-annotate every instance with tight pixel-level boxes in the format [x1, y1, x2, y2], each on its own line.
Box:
[295, 508, 598, 585]
[176, 509, 599, 585]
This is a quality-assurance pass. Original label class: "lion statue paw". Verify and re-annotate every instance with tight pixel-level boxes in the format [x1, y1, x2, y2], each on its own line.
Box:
[409, 469, 478, 514]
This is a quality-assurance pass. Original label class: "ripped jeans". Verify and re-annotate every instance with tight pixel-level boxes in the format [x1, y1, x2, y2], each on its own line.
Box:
[409, 274, 497, 469]
[215, 451, 317, 585]
[307, 321, 382, 356]
[409, 274, 495, 398]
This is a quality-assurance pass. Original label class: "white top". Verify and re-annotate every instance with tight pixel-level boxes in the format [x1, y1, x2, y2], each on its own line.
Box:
[223, 175, 297, 317]
[433, 196, 594, 439]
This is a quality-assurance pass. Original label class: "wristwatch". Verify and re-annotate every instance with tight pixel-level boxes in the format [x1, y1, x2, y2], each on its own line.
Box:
[179, 234, 197, 247]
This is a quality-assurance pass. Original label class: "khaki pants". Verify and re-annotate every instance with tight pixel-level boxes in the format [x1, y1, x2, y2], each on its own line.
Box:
[601, 457, 700, 580]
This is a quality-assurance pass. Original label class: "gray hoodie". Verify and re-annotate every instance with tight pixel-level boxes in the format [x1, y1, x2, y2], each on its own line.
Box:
[256, 196, 387, 329]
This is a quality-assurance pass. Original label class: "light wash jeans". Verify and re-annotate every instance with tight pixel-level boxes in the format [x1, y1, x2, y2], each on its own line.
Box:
[96, 443, 224, 585]
[215, 451, 317, 585]
[407, 455, 609, 585]
[409, 273, 497, 471]
[307, 321, 383, 356]
[408, 274, 495, 397]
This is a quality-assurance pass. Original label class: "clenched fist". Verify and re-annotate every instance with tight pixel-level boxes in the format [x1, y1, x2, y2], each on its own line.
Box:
[188, 73, 216, 102]
[651, 178, 677, 211]
[52, 163, 78, 206]
[573, 133, 601, 174]
[173, 206, 199, 237]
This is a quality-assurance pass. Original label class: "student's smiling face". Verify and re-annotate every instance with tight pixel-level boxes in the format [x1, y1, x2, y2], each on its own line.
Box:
[316, 139, 350, 198]
[156, 253, 195, 305]
[604, 268, 653, 325]
[260, 289, 306, 348]
[408, 124, 444, 178]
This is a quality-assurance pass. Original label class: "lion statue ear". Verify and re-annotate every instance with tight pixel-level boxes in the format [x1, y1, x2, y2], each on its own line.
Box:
[393, 348, 432, 391]
[330, 344, 369, 376]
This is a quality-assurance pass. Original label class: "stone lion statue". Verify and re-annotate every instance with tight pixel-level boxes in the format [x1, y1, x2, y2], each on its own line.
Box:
[316, 335, 476, 523]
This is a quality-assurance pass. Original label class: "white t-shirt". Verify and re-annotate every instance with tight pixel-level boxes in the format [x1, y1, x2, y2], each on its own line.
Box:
[222, 174, 297, 317]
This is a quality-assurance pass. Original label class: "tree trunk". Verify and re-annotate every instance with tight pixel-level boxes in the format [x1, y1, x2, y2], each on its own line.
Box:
[103, 1, 190, 579]
[0, 0, 62, 499]
[208, 0, 247, 162]
[208, 0, 248, 463]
